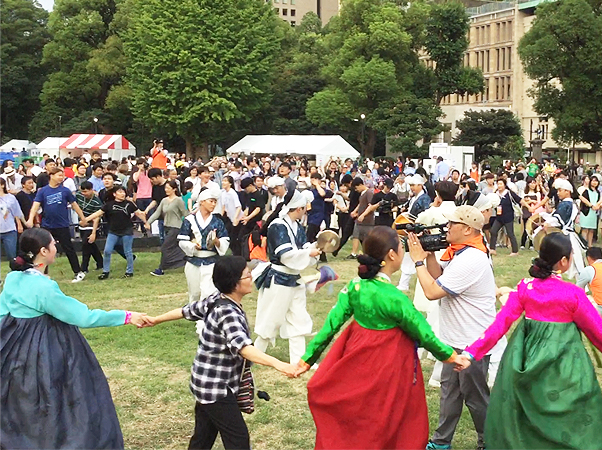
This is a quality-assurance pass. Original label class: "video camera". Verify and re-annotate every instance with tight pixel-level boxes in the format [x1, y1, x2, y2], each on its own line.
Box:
[394, 222, 449, 252]
[378, 198, 399, 215]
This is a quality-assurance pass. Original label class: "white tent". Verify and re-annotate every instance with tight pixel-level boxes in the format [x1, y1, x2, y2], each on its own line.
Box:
[0, 139, 37, 153]
[36, 137, 69, 159]
[226, 135, 360, 164]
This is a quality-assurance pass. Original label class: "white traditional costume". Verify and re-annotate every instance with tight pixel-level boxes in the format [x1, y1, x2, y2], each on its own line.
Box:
[178, 188, 229, 334]
[540, 179, 586, 279]
[253, 190, 319, 363]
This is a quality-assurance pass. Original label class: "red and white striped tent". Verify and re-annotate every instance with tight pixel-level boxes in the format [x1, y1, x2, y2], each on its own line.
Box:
[59, 134, 136, 160]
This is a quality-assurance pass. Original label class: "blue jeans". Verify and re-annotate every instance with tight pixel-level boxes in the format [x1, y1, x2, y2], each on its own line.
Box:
[0, 230, 18, 261]
[103, 233, 134, 274]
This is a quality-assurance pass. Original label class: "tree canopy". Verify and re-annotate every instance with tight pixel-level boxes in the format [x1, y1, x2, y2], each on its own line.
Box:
[0, 0, 49, 141]
[123, 0, 280, 158]
[518, 0, 602, 149]
[452, 108, 524, 161]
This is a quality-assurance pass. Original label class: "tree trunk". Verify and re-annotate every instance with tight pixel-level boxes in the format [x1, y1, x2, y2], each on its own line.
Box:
[362, 127, 376, 159]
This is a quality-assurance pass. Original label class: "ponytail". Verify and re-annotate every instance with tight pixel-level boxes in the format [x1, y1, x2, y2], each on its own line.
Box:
[357, 254, 383, 279]
[528, 233, 572, 279]
[10, 253, 35, 272]
[10, 228, 53, 272]
[528, 257, 555, 279]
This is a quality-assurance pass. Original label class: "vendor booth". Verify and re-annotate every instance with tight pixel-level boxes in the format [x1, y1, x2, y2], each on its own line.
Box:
[60, 134, 136, 161]
[36, 137, 69, 159]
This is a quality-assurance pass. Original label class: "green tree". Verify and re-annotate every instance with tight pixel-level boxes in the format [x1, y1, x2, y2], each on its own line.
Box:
[0, 0, 49, 142]
[123, 0, 280, 158]
[29, 0, 127, 141]
[422, 1, 484, 105]
[305, 0, 425, 157]
[518, 0, 602, 149]
[452, 109, 524, 161]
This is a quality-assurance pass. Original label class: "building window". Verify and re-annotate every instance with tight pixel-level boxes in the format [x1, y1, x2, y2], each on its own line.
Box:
[507, 47, 512, 70]
[501, 77, 506, 99]
[486, 24, 490, 44]
[502, 47, 506, 70]
[291, 0, 295, 3]
[291, 20, 296, 26]
[496, 49, 500, 71]
[507, 77, 511, 99]
[507, 21, 513, 40]
[282, 0, 287, 3]
[282, 8, 287, 15]
[275, 7, 279, 12]
[486, 83, 490, 101]
[483, 50, 489, 72]
[273, 0, 279, 2]
[291, 9, 295, 16]
[495, 78, 499, 100]
[496, 22, 501, 42]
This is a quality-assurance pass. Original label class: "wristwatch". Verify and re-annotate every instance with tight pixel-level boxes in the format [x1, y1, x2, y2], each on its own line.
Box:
[415, 261, 425, 268]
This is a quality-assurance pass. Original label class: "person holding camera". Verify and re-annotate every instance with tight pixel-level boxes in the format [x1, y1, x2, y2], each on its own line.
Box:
[363, 178, 397, 227]
[407, 205, 497, 450]
[150, 139, 168, 170]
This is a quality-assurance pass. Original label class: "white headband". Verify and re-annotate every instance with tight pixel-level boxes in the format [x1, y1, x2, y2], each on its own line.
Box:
[279, 190, 314, 218]
[197, 188, 220, 202]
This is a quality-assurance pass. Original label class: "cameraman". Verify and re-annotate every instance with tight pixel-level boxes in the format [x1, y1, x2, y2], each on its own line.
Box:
[364, 178, 397, 227]
[407, 205, 496, 450]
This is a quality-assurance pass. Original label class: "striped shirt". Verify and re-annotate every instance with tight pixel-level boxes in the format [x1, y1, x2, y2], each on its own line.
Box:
[76, 192, 103, 230]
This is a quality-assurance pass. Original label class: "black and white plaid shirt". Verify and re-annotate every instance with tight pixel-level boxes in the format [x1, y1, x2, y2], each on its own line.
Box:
[182, 292, 253, 404]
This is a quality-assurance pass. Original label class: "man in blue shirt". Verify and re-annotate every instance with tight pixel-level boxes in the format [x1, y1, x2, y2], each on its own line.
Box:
[87, 163, 105, 192]
[26, 167, 88, 283]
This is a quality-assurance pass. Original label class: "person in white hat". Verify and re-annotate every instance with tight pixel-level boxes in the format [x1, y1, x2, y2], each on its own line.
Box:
[178, 187, 230, 335]
[266, 175, 286, 212]
[253, 190, 324, 364]
[397, 174, 432, 291]
[1, 166, 23, 195]
[407, 205, 496, 450]
[540, 178, 586, 278]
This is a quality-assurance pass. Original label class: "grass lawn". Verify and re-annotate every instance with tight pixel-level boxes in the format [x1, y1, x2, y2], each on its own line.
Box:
[4, 243, 601, 450]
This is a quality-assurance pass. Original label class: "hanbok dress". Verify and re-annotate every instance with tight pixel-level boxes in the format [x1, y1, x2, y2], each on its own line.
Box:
[301, 273, 453, 450]
[0, 269, 127, 449]
[465, 275, 602, 450]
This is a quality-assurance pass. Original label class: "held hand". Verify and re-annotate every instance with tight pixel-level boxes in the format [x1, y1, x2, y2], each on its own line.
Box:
[25, 219, 34, 229]
[139, 316, 157, 328]
[195, 243, 203, 250]
[144, 223, 151, 231]
[295, 360, 311, 377]
[88, 232, 96, 244]
[453, 355, 472, 372]
[79, 218, 89, 227]
[276, 361, 299, 378]
[407, 233, 429, 262]
[128, 312, 149, 328]
[357, 214, 364, 223]
[350, 211, 358, 219]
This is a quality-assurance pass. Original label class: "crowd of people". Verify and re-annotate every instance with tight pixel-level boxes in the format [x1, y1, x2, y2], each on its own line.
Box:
[1, 146, 602, 450]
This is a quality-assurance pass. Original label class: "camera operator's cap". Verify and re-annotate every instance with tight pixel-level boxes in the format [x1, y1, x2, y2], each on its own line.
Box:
[267, 176, 285, 189]
[443, 205, 485, 231]
[3, 166, 15, 175]
[240, 177, 255, 189]
[553, 178, 573, 192]
[406, 174, 425, 186]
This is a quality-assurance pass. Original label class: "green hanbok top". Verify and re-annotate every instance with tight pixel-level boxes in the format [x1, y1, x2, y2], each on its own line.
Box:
[302, 274, 454, 366]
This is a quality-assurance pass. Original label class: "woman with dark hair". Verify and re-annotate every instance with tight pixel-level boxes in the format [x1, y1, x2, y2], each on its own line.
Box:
[296, 226, 464, 449]
[0, 177, 25, 261]
[1, 228, 147, 449]
[144, 255, 297, 450]
[490, 178, 522, 256]
[146, 180, 187, 276]
[578, 175, 601, 246]
[461, 233, 602, 449]
[520, 176, 542, 249]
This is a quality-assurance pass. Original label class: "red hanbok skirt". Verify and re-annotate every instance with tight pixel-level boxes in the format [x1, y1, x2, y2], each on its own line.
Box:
[307, 321, 429, 450]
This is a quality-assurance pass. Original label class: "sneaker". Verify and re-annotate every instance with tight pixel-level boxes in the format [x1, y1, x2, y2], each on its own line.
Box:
[426, 441, 451, 450]
[332, 249, 339, 257]
[98, 272, 110, 280]
[133, 254, 137, 261]
[71, 272, 86, 283]
[150, 269, 164, 276]
[520, 246, 525, 249]
[314, 266, 339, 291]
[345, 253, 357, 260]
[123, 273, 134, 278]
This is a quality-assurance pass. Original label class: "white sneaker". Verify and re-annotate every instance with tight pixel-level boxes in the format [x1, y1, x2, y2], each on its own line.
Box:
[72, 272, 86, 283]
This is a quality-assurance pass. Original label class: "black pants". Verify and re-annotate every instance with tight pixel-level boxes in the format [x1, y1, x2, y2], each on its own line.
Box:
[335, 213, 355, 254]
[80, 229, 103, 272]
[189, 391, 250, 450]
[307, 222, 327, 262]
[222, 215, 241, 256]
[489, 220, 519, 253]
[48, 227, 81, 274]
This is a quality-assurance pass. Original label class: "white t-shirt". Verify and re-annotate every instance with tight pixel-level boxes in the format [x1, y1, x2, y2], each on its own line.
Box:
[436, 247, 497, 349]
[217, 188, 242, 222]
